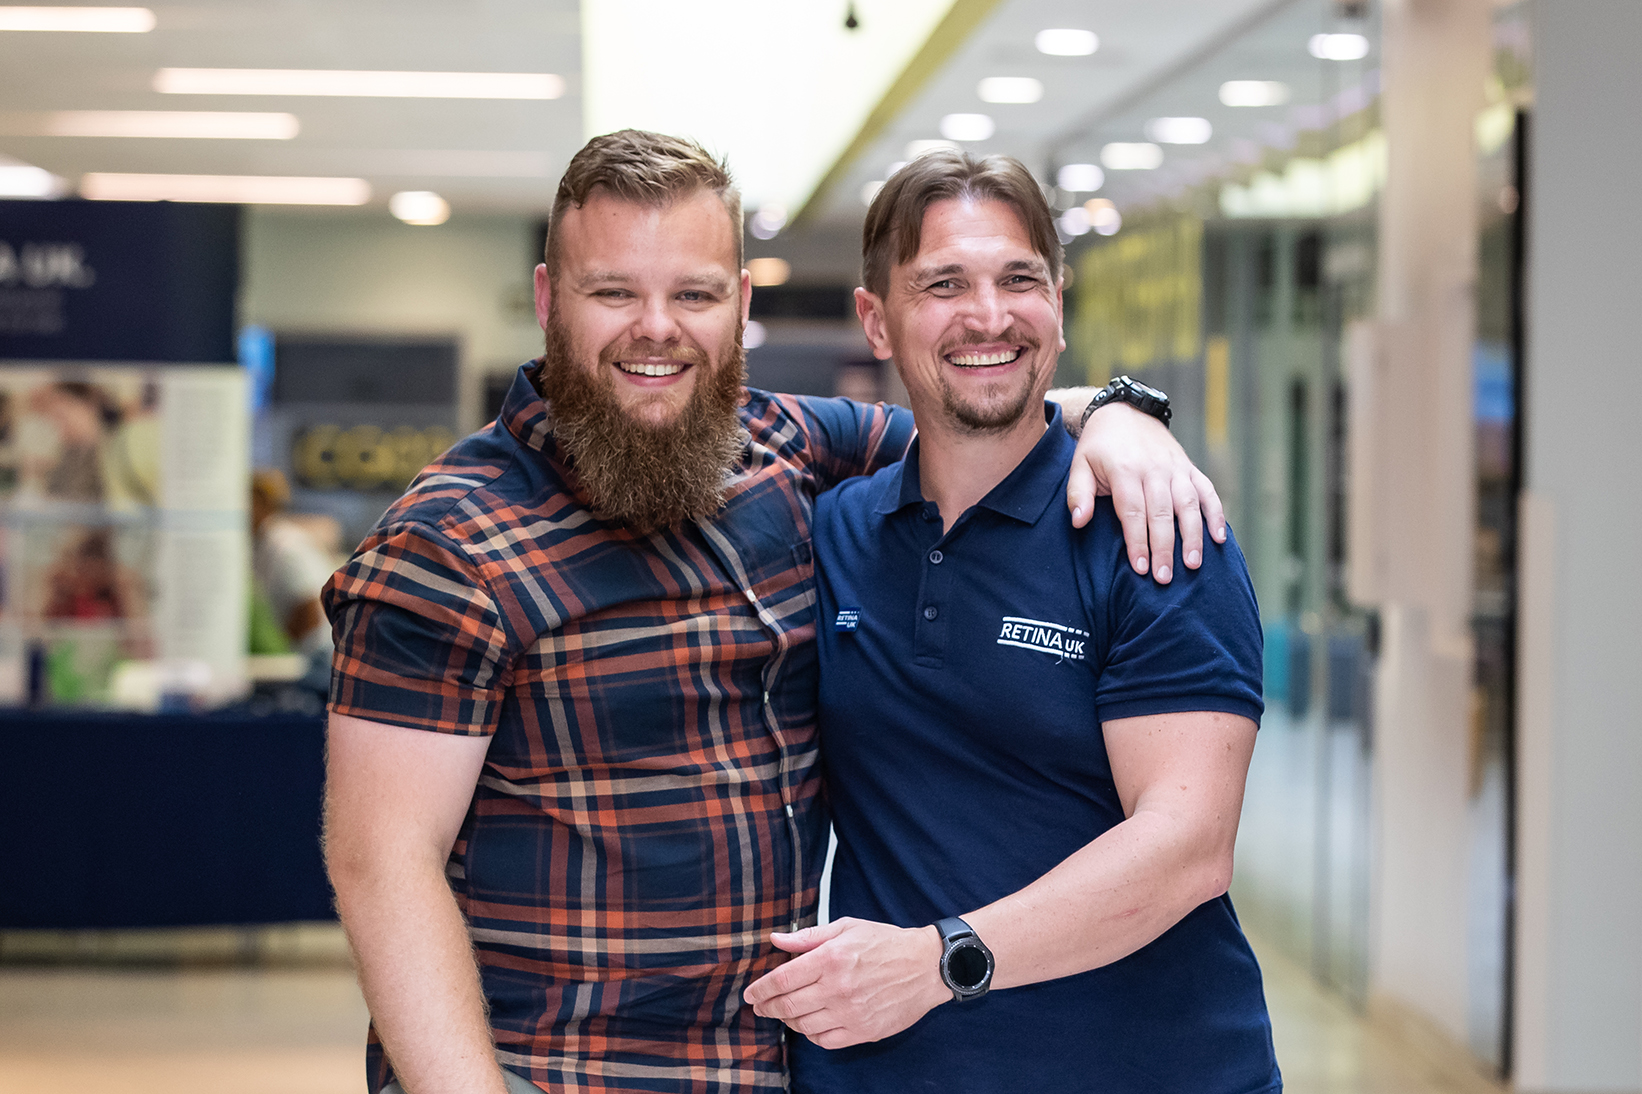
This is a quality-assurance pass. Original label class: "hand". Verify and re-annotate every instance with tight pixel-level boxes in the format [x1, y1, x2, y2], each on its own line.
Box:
[1068, 402, 1225, 583]
[742, 918, 948, 1050]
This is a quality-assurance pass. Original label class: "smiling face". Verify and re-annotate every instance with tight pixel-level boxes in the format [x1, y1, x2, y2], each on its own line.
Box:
[857, 198, 1064, 440]
[530, 186, 753, 532]
[535, 187, 750, 428]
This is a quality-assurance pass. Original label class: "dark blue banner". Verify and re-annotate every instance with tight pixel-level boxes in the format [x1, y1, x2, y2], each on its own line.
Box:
[0, 199, 239, 363]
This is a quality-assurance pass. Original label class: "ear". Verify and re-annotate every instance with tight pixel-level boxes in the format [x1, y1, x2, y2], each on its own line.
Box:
[740, 267, 753, 326]
[1056, 274, 1067, 353]
[533, 263, 552, 330]
[854, 287, 894, 362]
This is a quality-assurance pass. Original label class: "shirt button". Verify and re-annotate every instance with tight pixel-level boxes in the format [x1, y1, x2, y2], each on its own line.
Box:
[929, 550, 944, 564]
[923, 605, 939, 621]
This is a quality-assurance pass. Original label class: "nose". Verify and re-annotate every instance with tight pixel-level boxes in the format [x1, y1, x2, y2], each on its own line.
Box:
[963, 281, 1011, 337]
[631, 293, 682, 344]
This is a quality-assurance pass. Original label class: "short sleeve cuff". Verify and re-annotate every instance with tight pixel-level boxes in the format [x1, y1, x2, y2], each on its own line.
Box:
[1097, 694, 1264, 726]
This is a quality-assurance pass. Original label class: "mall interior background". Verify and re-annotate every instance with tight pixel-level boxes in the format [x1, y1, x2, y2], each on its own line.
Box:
[1, 1, 1637, 1091]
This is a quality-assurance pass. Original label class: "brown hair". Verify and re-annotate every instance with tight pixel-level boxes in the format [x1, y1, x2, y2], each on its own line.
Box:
[544, 129, 742, 274]
[861, 150, 1061, 297]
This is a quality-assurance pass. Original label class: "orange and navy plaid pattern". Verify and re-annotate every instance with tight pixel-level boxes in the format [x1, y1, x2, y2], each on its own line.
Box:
[324, 364, 912, 1094]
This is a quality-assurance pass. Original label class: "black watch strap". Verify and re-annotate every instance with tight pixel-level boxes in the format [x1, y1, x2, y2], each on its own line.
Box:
[1080, 375, 1172, 431]
[934, 916, 995, 1003]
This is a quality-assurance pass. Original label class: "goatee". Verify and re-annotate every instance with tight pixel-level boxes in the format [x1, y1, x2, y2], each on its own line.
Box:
[535, 311, 747, 534]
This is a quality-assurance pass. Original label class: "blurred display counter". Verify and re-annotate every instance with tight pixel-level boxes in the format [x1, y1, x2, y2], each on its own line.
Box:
[0, 708, 332, 929]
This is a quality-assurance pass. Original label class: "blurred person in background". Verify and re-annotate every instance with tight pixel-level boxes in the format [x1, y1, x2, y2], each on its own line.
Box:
[321, 130, 1223, 1094]
[745, 151, 1277, 1093]
[250, 468, 335, 664]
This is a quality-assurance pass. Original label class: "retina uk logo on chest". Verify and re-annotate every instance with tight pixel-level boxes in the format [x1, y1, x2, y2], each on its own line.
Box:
[996, 616, 1088, 662]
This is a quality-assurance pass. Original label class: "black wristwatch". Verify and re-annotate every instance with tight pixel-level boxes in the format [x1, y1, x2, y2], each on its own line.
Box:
[933, 917, 995, 1002]
[1080, 375, 1172, 431]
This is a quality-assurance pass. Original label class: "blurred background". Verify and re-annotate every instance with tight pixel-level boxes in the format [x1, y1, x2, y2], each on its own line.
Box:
[1, 1, 1637, 1092]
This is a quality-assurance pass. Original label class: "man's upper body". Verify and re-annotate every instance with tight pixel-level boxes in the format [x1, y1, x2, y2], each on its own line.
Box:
[744, 152, 1277, 1093]
[322, 130, 1228, 1094]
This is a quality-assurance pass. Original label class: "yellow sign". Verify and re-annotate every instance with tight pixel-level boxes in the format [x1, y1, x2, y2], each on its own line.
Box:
[1071, 216, 1202, 385]
[293, 424, 457, 491]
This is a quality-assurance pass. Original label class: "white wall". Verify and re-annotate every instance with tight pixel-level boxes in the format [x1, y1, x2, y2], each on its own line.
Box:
[1513, 0, 1642, 1089]
[240, 208, 547, 431]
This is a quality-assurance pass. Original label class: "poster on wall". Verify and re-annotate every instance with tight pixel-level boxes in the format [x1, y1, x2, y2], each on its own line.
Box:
[0, 363, 247, 708]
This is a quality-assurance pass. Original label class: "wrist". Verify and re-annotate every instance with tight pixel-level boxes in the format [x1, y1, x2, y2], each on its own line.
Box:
[914, 925, 950, 1009]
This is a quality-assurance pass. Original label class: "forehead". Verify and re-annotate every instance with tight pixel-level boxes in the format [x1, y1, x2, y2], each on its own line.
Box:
[557, 188, 739, 271]
[905, 198, 1043, 270]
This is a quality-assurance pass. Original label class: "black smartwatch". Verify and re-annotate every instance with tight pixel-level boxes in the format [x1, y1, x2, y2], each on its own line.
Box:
[933, 916, 995, 1002]
[1080, 375, 1172, 431]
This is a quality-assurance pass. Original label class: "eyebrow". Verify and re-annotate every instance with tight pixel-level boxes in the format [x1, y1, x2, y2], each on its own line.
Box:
[909, 258, 1048, 283]
[575, 270, 733, 294]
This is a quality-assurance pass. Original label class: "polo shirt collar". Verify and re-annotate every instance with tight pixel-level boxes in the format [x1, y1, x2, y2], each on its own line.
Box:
[871, 401, 1072, 526]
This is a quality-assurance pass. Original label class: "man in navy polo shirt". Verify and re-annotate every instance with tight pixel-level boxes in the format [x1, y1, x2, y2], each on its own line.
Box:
[744, 151, 1279, 1092]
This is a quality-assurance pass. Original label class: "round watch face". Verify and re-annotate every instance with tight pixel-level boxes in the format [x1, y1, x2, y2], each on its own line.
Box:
[946, 940, 991, 990]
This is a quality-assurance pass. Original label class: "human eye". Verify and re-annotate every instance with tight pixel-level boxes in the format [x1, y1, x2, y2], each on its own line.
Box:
[925, 278, 963, 296]
[1003, 273, 1043, 290]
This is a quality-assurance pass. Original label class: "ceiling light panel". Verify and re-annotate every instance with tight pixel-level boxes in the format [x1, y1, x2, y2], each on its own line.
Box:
[1056, 163, 1104, 192]
[1101, 142, 1163, 170]
[940, 113, 995, 142]
[977, 77, 1043, 104]
[389, 190, 450, 225]
[0, 6, 153, 32]
[80, 173, 370, 204]
[1145, 117, 1212, 144]
[1035, 28, 1098, 56]
[1219, 80, 1290, 107]
[1308, 33, 1370, 60]
[153, 69, 564, 99]
[0, 160, 63, 196]
[583, 0, 953, 213]
[0, 111, 299, 139]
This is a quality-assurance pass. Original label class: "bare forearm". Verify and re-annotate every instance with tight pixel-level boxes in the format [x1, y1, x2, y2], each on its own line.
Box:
[331, 858, 508, 1094]
[1046, 386, 1096, 435]
[965, 809, 1232, 991]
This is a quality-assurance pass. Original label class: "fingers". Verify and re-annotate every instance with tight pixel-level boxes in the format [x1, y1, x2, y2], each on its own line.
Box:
[1193, 467, 1227, 544]
[1067, 455, 1097, 528]
[751, 983, 831, 1024]
[743, 952, 823, 1006]
[769, 919, 847, 955]
[1111, 475, 1150, 578]
[1144, 469, 1176, 584]
[1173, 473, 1204, 571]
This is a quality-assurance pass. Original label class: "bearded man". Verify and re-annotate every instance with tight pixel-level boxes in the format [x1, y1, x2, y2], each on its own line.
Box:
[321, 130, 1224, 1094]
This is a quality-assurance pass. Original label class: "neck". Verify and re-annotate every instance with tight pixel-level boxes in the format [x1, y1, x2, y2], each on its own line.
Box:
[917, 408, 1048, 533]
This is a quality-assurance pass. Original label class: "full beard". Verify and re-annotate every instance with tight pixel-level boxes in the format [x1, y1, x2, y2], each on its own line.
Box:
[535, 311, 747, 535]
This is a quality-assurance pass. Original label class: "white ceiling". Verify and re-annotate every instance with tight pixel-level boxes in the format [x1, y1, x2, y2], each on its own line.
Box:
[0, 0, 1377, 236]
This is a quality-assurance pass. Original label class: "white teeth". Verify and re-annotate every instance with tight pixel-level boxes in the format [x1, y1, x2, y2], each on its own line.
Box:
[949, 350, 1021, 367]
[617, 361, 684, 377]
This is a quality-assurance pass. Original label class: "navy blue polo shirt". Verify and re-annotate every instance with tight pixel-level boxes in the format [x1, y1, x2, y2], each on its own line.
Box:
[792, 404, 1280, 1094]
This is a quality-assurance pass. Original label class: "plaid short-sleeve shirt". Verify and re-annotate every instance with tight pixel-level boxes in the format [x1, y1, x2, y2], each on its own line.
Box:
[324, 364, 913, 1094]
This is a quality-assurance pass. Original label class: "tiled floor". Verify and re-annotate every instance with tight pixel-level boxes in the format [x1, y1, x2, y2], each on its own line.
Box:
[0, 928, 1504, 1094]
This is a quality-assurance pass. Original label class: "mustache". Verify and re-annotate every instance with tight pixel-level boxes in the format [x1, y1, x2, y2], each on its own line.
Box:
[938, 328, 1041, 355]
[599, 339, 711, 369]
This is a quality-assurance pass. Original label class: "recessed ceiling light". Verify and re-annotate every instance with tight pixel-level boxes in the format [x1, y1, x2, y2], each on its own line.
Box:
[0, 6, 153, 32]
[80, 173, 371, 205]
[1308, 33, 1371, 60]
[747, 257, 791, 287]
[749, 204, 787, 240]
[1085, 198, 1121, 236]
[1035, 28, 1098, 56]
[886, 160, 909, 177]
[1056, 163, 1104, 192]
[1219, 80, 1290, 107]
[905, 139, 959, 159]
[1146, 117, 1213, 144]
[389, 190, 449, 225]
[1059, 207, 1092, 237]
[977, 77, 1043, 104]
[1101, 142, 1163, 170]
[153, 68, 565, 100]
[861, 180, 885, 206]
[940, 113, 994, 142]
[0, 111, 299, 139]
[0, 161, 62, 197]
